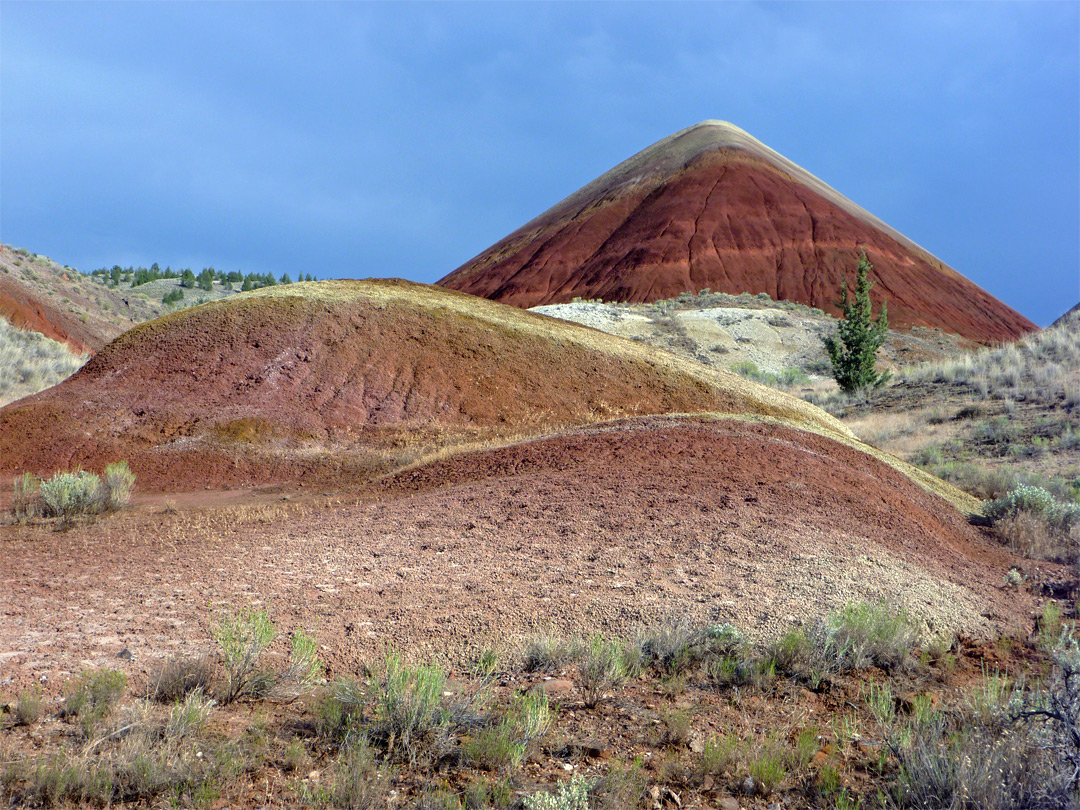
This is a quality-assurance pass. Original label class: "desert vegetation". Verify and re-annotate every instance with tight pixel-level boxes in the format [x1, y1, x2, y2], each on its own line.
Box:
[10, 462, 135, 525]
[0, 318, 87, 404]
[823, 253, 890, 394]
[2, 603, 1076, 809]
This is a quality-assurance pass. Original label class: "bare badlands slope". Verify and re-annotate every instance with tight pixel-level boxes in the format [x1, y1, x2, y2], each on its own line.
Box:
[1, 414, 1033, 694]
[439, 121, 1036, 344]
[0, 279, 853, 491]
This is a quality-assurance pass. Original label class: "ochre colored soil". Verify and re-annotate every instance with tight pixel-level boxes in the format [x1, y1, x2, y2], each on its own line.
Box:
[439, 139, 1035, 345]
[0, 280, 845, 491]
[0, 416, 1042, 697]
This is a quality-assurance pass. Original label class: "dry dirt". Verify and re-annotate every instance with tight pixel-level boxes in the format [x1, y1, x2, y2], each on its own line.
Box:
[0, 416, 1045, 699]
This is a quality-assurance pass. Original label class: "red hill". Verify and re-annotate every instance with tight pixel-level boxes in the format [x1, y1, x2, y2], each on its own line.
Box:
[438, 121, 1035, 344]
[0, 279, 846, 491]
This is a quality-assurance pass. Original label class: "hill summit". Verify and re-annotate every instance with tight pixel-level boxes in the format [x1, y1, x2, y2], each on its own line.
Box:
[438, 121, 1035, 344]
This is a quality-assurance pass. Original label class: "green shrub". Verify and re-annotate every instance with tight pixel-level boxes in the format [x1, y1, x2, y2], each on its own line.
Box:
[823, 251, 890, 393]
[212, 607, 276, 704]
[162, 288, 184, 305]
[523, 772, 592, 810]
[40, 470, 102, 520]
[577, 635, 630, 708]
[63, 668, 126, 736]
[367, 653, 452, 764]
[985, 484, 1080, 529]
[730, 361, 809, 389]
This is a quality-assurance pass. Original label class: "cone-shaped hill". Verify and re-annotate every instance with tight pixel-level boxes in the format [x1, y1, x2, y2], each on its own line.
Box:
[438, 121, 1035, 344]
[0, 279, 855, 491]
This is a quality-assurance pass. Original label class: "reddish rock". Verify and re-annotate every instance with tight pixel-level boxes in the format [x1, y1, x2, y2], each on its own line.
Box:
[439, 121, 1035, 345]
[535, 679, 576, 698]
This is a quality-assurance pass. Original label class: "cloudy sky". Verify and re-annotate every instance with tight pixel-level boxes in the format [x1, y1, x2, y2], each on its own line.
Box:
[2, 2, 1076, 326]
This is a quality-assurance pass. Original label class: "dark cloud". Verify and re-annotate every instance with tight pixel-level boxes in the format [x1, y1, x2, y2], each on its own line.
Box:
[1, 2, 1076, 324]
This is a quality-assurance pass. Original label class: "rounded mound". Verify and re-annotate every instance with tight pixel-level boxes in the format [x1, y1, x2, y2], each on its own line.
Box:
[0, 279, 849, 490]
[363, 415, 1026, 648]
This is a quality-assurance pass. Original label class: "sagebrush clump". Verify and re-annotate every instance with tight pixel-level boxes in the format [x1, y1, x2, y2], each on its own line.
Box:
[10, 462, 135, 523]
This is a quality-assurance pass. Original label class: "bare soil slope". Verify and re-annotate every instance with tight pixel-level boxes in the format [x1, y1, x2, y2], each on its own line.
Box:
[0, 279, 848, 491]
[0, 415, 1038, 694]
[439, 121, 1035, 344]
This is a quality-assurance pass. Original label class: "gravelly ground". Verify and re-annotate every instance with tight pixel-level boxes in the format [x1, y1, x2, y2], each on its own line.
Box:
[0, 416, 1041, 698]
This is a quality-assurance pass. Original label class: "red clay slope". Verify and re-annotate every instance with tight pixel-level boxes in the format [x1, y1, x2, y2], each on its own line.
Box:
[0, 279, 845, 491]
[438, 121, 1036, 344]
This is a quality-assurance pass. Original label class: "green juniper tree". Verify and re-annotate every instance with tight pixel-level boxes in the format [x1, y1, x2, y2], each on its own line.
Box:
[824, 251, 890, 393]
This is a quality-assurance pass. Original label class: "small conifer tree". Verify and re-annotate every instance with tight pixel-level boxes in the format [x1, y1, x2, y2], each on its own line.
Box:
[824, 251, 890, 393]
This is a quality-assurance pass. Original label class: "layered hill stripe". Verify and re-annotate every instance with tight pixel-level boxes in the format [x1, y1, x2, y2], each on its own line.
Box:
[438, 121, 1036, 344]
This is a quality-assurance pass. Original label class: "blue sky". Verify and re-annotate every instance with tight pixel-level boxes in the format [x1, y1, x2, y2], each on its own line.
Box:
[1, 2, 1077, 326]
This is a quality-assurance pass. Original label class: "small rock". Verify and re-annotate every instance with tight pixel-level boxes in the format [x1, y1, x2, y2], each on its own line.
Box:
[663, 788, 682, 807]
[307, 769, 320, 782]
[741, 776, 757, 795]
[535, 678, 575, 698]
[117, 648, 134, 661]
[718, 797, 741, 810]
[569, 739, 612, 760]
[689, 733, 706, 754]
[769, 803, 782, 810]
[562, 763, 574, 771]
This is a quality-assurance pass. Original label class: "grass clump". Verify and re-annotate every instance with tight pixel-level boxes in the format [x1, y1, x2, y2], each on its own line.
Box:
[0, 318, 87, 402]
[11, 473, 40, 521]
[984, 484, 1080, 563]
[462, 691, 552, 771]
[817, 600, 919, 674]
[577, 635, 633, 708]
[634, 620, 743, 676]
[148, 655, 216, 703]
[731, 360, 809, 389]
[366, 653, 455, 765]
[102, 461, 135, 510]
[12, 688, 43, 727]
[522, 635, 582, 673]
[747, 746, 788, 794]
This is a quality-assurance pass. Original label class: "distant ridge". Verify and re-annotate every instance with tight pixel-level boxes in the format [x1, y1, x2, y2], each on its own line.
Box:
[438, 121, 1036, 344]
